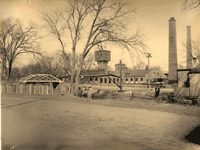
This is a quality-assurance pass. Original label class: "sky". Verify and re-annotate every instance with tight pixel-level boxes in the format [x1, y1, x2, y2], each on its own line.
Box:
[1, 0, 200, 73]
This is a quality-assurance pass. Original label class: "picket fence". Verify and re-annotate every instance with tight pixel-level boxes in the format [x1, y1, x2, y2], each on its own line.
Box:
[1, 82, 70, 95]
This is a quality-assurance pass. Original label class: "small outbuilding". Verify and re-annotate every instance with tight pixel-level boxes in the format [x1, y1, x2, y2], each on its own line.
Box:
[19, 74, 63, 95]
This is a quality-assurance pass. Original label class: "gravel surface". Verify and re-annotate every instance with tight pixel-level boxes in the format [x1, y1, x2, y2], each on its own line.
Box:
[1, 94, 200, 150]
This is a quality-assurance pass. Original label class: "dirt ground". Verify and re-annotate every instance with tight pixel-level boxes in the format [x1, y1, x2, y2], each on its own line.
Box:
[1, 94, 200, 150]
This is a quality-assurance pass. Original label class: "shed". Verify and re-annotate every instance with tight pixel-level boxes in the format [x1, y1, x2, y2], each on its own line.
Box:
[19, 74, 64, 95]
[21, 74, 63, 84]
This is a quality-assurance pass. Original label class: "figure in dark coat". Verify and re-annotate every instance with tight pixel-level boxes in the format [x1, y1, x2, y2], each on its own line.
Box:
[155, 85, 160, 98]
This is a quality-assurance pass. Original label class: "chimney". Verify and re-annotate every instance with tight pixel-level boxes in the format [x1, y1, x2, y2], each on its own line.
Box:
[168, 17, 178, 83]
[186, 26, 193, 69]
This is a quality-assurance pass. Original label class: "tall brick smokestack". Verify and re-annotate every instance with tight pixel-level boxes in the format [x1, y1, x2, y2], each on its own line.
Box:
[186, 26, 193, 69]
[168, 17, 178, 84]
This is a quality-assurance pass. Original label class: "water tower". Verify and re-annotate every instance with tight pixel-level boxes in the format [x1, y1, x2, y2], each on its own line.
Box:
[95, 50, 111, 72]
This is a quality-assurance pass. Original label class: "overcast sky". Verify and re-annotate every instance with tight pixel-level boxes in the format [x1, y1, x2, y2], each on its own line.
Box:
[1, 0, 200, 72]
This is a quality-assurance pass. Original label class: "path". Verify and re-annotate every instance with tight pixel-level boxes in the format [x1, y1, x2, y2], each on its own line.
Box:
[2, 98, 200, 150]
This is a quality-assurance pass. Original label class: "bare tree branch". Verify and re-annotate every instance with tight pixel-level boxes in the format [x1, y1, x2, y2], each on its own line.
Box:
[41, 0, 147, 95]
[0, 18, 41, 81]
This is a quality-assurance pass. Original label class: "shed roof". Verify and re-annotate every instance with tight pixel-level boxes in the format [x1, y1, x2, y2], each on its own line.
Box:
[21, 74, 63, 83]
[189, 63, 200, 74]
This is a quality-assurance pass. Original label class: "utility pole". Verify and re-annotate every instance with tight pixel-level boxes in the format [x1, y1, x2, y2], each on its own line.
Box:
[120, 60, 122, 92]
[145, 53, 152, 88]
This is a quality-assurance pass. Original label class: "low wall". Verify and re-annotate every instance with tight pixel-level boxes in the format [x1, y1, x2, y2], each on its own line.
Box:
[1, 82, 70, 95]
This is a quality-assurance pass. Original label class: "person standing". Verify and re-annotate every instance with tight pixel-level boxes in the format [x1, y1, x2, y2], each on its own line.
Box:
[155, 85, 160, 103]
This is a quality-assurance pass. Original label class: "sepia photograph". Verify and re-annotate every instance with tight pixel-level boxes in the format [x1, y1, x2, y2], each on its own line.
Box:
[1, 0, 200, 149]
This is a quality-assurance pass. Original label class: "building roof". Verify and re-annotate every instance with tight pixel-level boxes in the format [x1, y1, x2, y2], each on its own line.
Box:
[189, 63, 200, 74]
[81, 69, 105, 76]
[21, 74, 63, 83]
[124, 70, 147, 77]
[94, 74, 120, 78]
[95, 50, 110, 52]
[115, 63, 126, 66]
[108, 71, 120, 76]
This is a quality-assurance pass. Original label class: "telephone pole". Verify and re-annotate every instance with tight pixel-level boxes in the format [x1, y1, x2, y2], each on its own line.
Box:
[120, 60, 122, 92]
[145, 53, 152, 88]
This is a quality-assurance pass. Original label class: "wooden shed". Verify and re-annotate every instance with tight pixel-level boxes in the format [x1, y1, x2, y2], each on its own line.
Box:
[18, 74, 63, 95]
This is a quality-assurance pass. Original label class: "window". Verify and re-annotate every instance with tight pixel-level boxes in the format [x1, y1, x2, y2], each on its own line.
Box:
[90, 77, 93, 81]
[136, 78, 138, 81]
[100, 78, 103, 83]
[104, 78, 107, 83]
[109, 78, 111, 83]
[126, 78, 128, 81]
[113, 78, 115, 83]
[131, 78, 133, 81]
[117, 78, 119, 83]
[95, 77, 98, 81]
[141, 78, 143, 81]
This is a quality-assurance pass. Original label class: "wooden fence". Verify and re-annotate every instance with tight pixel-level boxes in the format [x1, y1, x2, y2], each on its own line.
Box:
[1, 82, 70, 95]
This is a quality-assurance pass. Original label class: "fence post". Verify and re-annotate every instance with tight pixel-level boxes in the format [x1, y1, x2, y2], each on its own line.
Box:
[9, 84, 11, 94]
[62, 83, 64, 94]
[24, 84, 26, 94]
[51, 82, 53, 95]
[68, 85, 70, 94]
[6, 84, 9, 94]
[19, 83, 22, 94]
[42, 84, 44, 94]
[34, 84, 36, 95]
[25, 84, 27, 94]
[44, 84, 46, 95]
[46, 84, 48, 95]
[19, 84, 21, 94]
[16, 84, 18, 94]
[22, 84, 25, 94]
[39, 84, 41, 94]
[3, 84, 5, 94]
[36, 83, 38, 95]
[27, 84, 29, 94]
[49, 83, 51, 95]
[29, 84, 31, 95]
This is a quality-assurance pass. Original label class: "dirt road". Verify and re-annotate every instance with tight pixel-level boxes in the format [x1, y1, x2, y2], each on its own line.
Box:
[2, 96, 200, 150]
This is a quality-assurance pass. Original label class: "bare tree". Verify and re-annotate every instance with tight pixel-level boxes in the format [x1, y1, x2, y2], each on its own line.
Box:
[132, 61, 146, 70]
[182, 37, 200, 66]
[80, 52, 95, 70]
[0, 18, 41, 81]
[183, 0, 200, 9]
[191, 39, 200, 63]
[41, 0, 147, 95]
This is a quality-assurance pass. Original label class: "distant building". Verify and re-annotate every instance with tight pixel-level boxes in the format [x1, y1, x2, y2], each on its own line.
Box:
[78, 50, 167, 86]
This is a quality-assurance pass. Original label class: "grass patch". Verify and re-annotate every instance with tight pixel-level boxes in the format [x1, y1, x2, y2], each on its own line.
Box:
[2, 94, 200, 117]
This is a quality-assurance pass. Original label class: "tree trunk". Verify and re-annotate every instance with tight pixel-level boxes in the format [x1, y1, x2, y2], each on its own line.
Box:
[74, 56, 84, 96]
[74, 67, 81, 96]
[70, 50, 75, 95]
[1, 56, 5, 81]
[7, 61, 12, 82]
